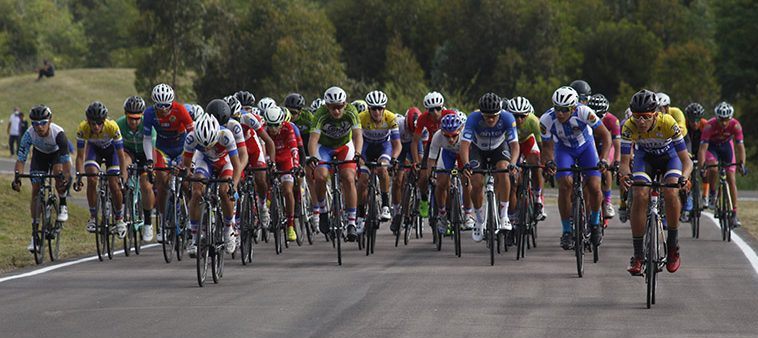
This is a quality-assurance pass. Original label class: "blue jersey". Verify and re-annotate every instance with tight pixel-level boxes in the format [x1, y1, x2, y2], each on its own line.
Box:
[461, 110, 518, 150]
[142, 102, 193, 153]
[539, 105, 601, 148]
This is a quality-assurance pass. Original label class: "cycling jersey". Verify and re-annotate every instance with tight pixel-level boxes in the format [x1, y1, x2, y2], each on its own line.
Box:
[539, 105, 601, 148]
[620, 113, 686, 157]
[312, 104, 361, 148]
[414, 110, 453, 145]
[666, 107, 688, 138]
[290, 110, 315, 135]
[116, 116, 157, 157]
[17, 123, 68, 162]
[462, 110, 518, 150]
[598, 113, 620, 162]
[701, 118, 744, 145]
[516, 114, 542, 143]
[358, 110, 400, 144]
[240, 112, 265, 167]
[76, 119, 124, 150]
[269, 122, 300, 167]
[686, 118, 708, 153]
[143, 102, 194, 160]
[183, 128, 238, 163]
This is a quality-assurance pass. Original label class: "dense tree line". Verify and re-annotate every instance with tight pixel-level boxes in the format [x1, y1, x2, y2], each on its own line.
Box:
[1, 0, 757, 156]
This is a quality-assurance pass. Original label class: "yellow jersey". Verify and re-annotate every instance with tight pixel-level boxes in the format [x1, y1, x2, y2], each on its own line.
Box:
[666, 106, 687, 137]
[359, 109, 400, 143]
[620, 113, 686, 157]
[76, 119, 123, 149]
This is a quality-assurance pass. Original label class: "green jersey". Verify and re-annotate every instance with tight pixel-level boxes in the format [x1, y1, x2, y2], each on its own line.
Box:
[312, 104, 361, 148]
[517, 113, 542, 143]
[116, 116, 156, 156]
[291, 110, 315, 135]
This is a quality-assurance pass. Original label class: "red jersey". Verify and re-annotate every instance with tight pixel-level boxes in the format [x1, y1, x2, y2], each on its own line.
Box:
[269, 122, 300, 166]
[414, 109, 454, 145]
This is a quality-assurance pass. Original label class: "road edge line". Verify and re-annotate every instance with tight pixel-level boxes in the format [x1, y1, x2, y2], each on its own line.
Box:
[702, 212, 758, 275]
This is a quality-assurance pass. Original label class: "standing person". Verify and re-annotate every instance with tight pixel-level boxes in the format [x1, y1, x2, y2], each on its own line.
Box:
[18, 113, 29, 139]
[8, 107, 22, 155]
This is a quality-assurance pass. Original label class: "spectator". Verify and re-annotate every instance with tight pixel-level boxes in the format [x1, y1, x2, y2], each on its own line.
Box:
[18, 113, 28, 138]
[36, 59, 55, 81]
[7, 107, 22, 155]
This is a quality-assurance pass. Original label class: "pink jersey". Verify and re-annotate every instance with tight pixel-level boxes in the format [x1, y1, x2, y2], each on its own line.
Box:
[701, 118, 744, 145]
[602, 113, 621, 140]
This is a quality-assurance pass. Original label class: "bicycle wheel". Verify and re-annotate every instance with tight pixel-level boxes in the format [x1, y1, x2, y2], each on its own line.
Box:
[33, 197, 45, 264]
[211, 211, 222, 284]
[101, 193, 113, 261]
[161, 191, 176, 263]
[240, 193, 254, 265]
[176, 195, 189, 261]
[45, 198, 60, 262]
[196, 207, 210, 287]
[691, 178, 700, 238]
[450, 186, 462, 257]
[487, 191, 496, 266]
[123, 190, 133, 257]
[574, 196, 585, 278]
[94, 194, 104, 262]
[645, 214, 658, 309]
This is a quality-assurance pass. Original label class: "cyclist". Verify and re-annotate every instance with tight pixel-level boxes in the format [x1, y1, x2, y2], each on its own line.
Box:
[588, 94, 621, 220]
[540, 86, 612, 250]
[390, 107, 432, 231]
[351, 99, 368, 114]
[12, 105, 72, 252]
[356, 90, 401, 232]
[620, 89, 692, 275]
[460, 93, 520, 242]
[117, 96, 157, 241]
[412, 91, 452, 219]
[656, 92, 688, 139]
[680, 102, 708, 222]
[219, 96, 249, 166]
[430, 111, 473, 233]
[507, 96, 546, 221]
[309, 98, 324, 113]
[74, 101, 128, 239]
[142, 83, 194, 242]
[284, 93, 318, 225]
[306, 86, 362, 241]
[262, 106, 301, 241]
[184, 105, 243, 256]
[239, 99, 276, 229]
[258, 97, 277, 112]
[570, 80, 592, 105]
[698, 101, 746, 227]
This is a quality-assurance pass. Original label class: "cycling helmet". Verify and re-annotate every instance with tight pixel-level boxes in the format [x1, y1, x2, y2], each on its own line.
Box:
[405, 107, 421, 131]
[234, 91, 256, 107]
[124, 96, 146, 114]
[194, 115, 220, 148]
[629, 89, 659, 113]
[351, 100, 368, 113]
[714, 101, 734, 119]
[205, 99, 231, 125]
[440, 113, 464, 133]
[323, 86, 347, 105]
[282, 107, 291, 122]
[189, 104, 205, 121]
[569, 80, 592, 100]
[588, 94, 610, 114]
[456, 110, 468, 124]
[258, 97, 276, 111]
[310, 98, 324, 112]
[656, 92, 671, 107]
[85, 101, 108, 121]
[249, 107, 262, 116]
[224, 95, 242, 116]
[685, 102, 705, 118]
[507, 96, 533, 115]
[151, 83, 174, 105]
[478, 92, 502, 114]
[284, 93, 306, 110]
[365, 90, 388, 108]
[29, 105, 52, 121]
[552, 86, 579, 107]
[263, 106, 286, 126]
[423, 91, 445, 109]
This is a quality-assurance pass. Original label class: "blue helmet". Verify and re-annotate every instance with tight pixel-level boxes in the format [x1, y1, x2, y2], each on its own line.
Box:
[440, 113, 464, 133]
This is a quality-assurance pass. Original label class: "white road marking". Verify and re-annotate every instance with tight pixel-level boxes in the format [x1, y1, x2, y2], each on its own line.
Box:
[0, 244, 159, 284]
[702, 212, 758, 275]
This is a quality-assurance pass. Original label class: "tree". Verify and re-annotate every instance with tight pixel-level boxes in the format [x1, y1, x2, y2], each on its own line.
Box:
[382, 34, 428, 113]
[652, 42, 720, 107]
[713, 0, 758, 100]
[70, 0, 140, 67]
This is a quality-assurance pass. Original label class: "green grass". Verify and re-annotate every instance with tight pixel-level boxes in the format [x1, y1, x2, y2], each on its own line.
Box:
[0, 176, 93, 273]
[0, 68, 138, 154]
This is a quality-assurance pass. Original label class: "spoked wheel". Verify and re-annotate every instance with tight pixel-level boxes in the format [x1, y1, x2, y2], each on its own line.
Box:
[645, 216, 658, 309]
[240, 195, 253, 265]
[335, 226, 343, 266]
[133, 190, 143, 255]
[123, 191, 132, 257]
[196, 209, 210, 287]
[102, 198, 114, 261]
[161, 211, 175, 263]
[176, 198, 188, 261]
[574, 200, 585, 278]
[32, 220, 45, 265]
[94, 198, 105, 262]
[44, 201, 59, 262]
[211, 213, 224, 284]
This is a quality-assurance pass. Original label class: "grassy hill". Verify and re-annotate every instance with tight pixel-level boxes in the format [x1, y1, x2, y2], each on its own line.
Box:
[0, 68, 138, 148]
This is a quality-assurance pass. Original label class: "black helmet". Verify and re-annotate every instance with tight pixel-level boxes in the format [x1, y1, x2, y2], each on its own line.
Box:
[478, 92, 502, 114]
[284, 93, 306, 110]
[206, 99, 231, 125]
[685, 102, 705, 118]
[629, 89, 658, 113]
[570, 80, 592, 101]
[234, 91, 256, 107]
[85, 101, 108, 121]
[29, 105, 52, 121]
[123, 96, 146, 114]
[588, 94, 610, 115]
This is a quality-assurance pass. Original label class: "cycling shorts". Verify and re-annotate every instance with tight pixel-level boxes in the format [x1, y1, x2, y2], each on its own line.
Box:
[436, 148, 463, 171]
[85, 144, 120, 174]
[399, 141, 423, 163]
[632, 148, 682, 182]
[192, 152, 233, 179]
[554, 141, 600, 179]
[360, 141, 392, 173]
[706, 141, 736, 173]
[30, 149, 69, 184]
[519, 134, 540, 158]
[316, 141, 356, 171]
[469, 141, 511, 170]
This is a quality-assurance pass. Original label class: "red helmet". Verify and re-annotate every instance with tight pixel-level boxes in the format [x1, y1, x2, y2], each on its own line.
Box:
[405, 106, 421, 132]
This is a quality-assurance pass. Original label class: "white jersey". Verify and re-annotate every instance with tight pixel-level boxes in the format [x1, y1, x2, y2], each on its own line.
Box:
[225, 119, 246, 148]
[428, 130, 461, 160]
[539, 105, 601, 148]
[183, 128, 238, 163]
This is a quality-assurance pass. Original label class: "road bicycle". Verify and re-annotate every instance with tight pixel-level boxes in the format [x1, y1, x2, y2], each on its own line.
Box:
[77, 171, 121, 262]
[187, 176, 233, 287]
[15, 172, 65, 264]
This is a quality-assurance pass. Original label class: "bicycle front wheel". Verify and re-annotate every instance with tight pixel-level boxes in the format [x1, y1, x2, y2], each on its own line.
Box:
[573, 196, 585, 278]
[487, 192, 496, 266]
[45, 199, 60, 261]
[196, 207, 210, 287]
[162, 192, 176, 263]
[645, 214, 658, 309]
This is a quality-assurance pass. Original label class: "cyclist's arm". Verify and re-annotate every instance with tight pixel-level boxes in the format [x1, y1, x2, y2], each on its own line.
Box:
[230, 153, 242, 188]
[678, 148, 693, 180]
[541, 139, 554, 166]
[142, 134, 154, 162]
[258, 128, 276, 162]
[308, 131, 320, 160]
[352, 127, 363, 156]
[15, 130, 32, 171]
[505, 115, 519, 167]
[75, 143, 85, 174]
[508, 140, 520, 167]
[117, 148, 128, 181]
[460, 140, 471, 165]
[593, 124, 612, 162]
[619, 153, 632, 179]
[697, 142, 708, 167]
[411, 133, 422, 164]
[55, 131, 71, 180]
[736, 142, 746, 167]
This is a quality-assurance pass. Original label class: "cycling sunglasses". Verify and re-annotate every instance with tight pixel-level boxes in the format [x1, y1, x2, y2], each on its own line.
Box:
[428, 107, 442, 112]
[442, 131, 460, 138]
[632, 112, 656, 121]
[369, 106, 385, 111]
[554, 105, 573, 113]
[155, 103, 171, 109]
[32, 119, 50, 127]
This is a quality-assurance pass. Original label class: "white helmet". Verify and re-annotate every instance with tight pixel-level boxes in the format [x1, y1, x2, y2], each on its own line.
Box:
[324, 86, 347, 105]
[507, 96, 533, 114]
[263, 106, 286, 126]
[257, 97, 276, 111]
[224, 95, 242, 116]
[191, 104, 205, 121]
[310, 98, 324, 112]
[552, 86, 578, 107]
[250, 107, 262, 116]
[656, 92, 671, 107]
[365, 90, 388, 108]
[457, 111, 467, 124]
[194, 115, 220, 148]
[423, 91, 445, 109]
[714, 101, 734, 119]
[151, 83, 175, 105]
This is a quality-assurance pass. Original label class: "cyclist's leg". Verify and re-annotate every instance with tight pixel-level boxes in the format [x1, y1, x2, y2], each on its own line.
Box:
[135, 153, 154, 226]
[434, 150, 453, 228]
[705, 145, 719, 203]
[356, 143, 372, 222]
[554, 144, 576, 234]
[152, 148, 171, 214]
[491, 143, 512, 226]
[104, 146, 124, 221]
[578, 142, 602, 229]
[418, 142, 431, 217]
[630, 151, 653, 256]
[276, 158, 296, 236]
[393, 142, 411, 214]
[377, 141, 393, 217]
[214, 158, 237, 252]
[336, 143, 358, 229]
[313, 144, 333, 233]
[84, 146, 101, 224]
[601, 143, 615, 217]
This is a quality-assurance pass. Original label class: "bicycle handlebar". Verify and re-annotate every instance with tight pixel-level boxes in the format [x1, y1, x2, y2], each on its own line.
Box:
[704, 162, 739, 169]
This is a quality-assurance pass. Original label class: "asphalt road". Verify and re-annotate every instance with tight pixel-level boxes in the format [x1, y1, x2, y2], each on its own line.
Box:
[1, 205, 757, 338]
